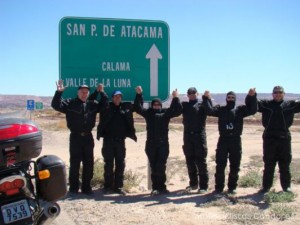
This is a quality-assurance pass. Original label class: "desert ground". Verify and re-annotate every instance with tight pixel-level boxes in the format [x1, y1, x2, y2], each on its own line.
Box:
[31, 111, 300, 225]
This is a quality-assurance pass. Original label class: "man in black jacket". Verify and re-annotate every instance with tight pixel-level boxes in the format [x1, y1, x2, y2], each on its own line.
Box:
[202, 88, 257, 194]
[258, 86, 300, 193]
[181, 87, 210, 194]
[51, 80, 99, 195]
[91, 86, 137, 195]
[134, 86, 182, 195]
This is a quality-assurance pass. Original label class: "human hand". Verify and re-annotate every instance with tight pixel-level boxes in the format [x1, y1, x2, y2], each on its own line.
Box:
[204, 90, 211, 99]
[56, 80, 66, 92]
[97, 83, 104, 92]
[248, 88, 256, 96]
[172, 88, 178, 98]
[135, 86, 143, 94]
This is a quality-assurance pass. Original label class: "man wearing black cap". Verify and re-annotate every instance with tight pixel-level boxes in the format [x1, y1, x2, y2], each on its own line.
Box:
[134, 86, 182, 195]
[51, 80, 99, 195]
[202, 88, 257, 194]
[91, 86, 137, 195]
[258, 86, 300, 193]
[181, 87, 210, 194]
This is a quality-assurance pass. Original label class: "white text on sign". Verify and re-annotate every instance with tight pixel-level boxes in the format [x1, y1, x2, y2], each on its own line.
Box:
[66, 23, 163, 39]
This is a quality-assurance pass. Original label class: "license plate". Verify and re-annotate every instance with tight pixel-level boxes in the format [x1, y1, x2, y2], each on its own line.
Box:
[1, 200, 31, 224]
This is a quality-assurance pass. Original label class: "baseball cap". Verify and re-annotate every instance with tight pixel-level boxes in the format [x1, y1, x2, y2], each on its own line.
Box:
[78, 85, 90, 90]
[273, 86, 284, 93]
[112, 90, 123, 97]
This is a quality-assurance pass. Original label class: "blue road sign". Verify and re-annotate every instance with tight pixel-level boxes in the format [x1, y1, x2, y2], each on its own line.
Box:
[27, 100, 35, 111]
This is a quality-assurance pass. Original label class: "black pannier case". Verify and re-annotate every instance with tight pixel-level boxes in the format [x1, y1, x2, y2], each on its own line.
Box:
[37, 155, 67, 201]
[0, 118, 42, 167]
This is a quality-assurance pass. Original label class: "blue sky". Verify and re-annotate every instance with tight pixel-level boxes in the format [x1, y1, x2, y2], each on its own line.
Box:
[1, 0, 300, 96]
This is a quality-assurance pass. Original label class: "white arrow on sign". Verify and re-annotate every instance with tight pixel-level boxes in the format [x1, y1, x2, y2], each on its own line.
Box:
[146, 44, 162, 96]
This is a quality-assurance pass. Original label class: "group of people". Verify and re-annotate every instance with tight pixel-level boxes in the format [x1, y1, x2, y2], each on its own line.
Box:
[51, 80, 300, 196]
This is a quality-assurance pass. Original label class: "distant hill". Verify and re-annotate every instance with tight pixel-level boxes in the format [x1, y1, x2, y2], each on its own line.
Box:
[0, 95, 53, 109]
[0, 93, 299, 109]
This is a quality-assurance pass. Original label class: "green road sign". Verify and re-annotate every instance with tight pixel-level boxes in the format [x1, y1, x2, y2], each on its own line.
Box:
[59, 17, 170, 102]
[35, 102, 43, 110]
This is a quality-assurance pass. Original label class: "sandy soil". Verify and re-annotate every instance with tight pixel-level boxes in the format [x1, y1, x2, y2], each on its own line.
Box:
[38, 118, 300, 225]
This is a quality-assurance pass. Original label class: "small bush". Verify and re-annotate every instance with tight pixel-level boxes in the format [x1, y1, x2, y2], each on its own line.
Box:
[166, 157, 187, 182]
[80, 159, 142, 191]
[90, 158, 105, 188]
[270, 203, 296, 221]
[210, 154, 216, 162]
[169, 124, 183, 131]
[291, 159, 300, 184]
[239, 170, 262, 188]
[202, 197, 232, 208]
[134, 123, 146, 133]
[123, 169, 142, 192]
[224, 205, 268, 225]
[264, 190, 296, 204]
[249, 155, 264, 168]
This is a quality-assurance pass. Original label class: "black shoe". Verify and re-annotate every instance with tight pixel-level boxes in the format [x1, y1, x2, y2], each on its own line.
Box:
[198, 189, 208, 194]
[258, 188, 270, 194]
[103, 187, 113, 194]
[185, 185, 198, 192]
[67, 190, 79, 196]
[227, 189, 237, 195]
[150, 189, 170, 196]
[114, 188, 127, 196]
[212, 189, 223, 195]
[151, 190, 160, 196]
[82, 190, 94, 196]
[283, 187, 293, 193]
[159, 189, 170, 194]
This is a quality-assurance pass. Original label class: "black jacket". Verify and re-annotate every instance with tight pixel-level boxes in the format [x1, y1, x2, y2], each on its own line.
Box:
[92, 91, 137, 142]
[51, 91, 99, 133]
[202, 94, 257, 137]
[258, 99, 300, 138]
[181, 99, 210, 134]
[134, 94, 182, 142]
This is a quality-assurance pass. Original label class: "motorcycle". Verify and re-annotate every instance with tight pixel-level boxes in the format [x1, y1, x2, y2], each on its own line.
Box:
[0, 117, 67, 225]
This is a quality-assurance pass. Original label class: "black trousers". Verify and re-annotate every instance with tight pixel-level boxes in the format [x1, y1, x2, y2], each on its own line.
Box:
[215, 136, 242, 191]
[102, 138, 126, 189]
[183, 133, 208, 189]
[69, 133, 94, 192]
[145, 140, 169, 191]
[263, 136, 292, 190]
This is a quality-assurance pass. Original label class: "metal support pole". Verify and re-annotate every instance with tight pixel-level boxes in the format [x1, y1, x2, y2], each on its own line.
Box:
[147, 161, 152, 190]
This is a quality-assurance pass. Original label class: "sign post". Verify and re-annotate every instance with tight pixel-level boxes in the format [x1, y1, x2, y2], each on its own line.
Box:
[59, 17, 170, 102]
[26, 100, 35, 120]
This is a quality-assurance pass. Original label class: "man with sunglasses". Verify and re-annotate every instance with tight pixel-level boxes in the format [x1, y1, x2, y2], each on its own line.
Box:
[202, 88, 257, 194]
[134, 86, 182, 196]
[258, 86, 300, 193]
[181, 87, 211, 194]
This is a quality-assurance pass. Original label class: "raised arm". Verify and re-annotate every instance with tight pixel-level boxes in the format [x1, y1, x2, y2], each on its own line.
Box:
[243, 88, 257, 116]
[134, 86, 147, 117]
[165, 89, 182, 118]
[202, 90, 219, 117]
[51, 80, 70, 113]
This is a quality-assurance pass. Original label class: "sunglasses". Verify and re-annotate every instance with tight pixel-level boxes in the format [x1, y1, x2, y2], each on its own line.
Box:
[227, 95, 235, 100]
[188, 92, 196, 95]
[273, 91, 283, 94]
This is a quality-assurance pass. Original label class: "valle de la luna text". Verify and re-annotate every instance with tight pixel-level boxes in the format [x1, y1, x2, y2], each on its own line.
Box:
[64, 62, 132, 88]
